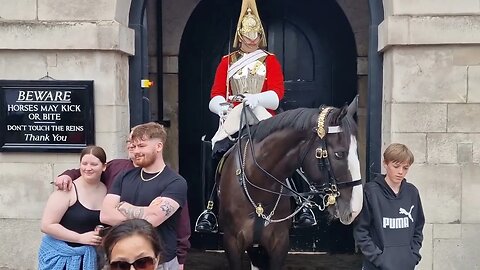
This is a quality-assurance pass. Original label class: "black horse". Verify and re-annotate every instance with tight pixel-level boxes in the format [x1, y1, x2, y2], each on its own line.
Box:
[217, 104, 363, 270]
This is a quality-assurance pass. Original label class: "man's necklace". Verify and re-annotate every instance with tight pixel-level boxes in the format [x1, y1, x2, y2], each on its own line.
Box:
[140, 169, 162, 182]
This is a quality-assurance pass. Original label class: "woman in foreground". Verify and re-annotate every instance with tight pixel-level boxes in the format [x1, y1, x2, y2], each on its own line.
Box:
[103, 218, 162, 270]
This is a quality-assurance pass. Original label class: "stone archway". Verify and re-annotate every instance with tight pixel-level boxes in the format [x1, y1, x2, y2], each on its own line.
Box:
[177, 0, 367, 252]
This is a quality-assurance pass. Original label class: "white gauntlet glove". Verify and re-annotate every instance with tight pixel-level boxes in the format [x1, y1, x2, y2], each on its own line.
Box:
[209, 95, 230, 117]
[243, 94, 260, 109]
[243, 91, 279, 110]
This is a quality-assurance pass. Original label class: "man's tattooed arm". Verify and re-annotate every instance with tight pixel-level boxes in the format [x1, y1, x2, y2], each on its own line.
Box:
[158, 201, 175, 218]
[144, 197, 181, 227]
[116, 202, 146, 219]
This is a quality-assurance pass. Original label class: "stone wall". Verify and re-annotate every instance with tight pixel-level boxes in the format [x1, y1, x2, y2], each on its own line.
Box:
[158, 0, 200, 170]
[380, 0, 480, 269]
[337, 0, 370, 179]
[2, 0, 479, 269]
[0, 0, 133, 269]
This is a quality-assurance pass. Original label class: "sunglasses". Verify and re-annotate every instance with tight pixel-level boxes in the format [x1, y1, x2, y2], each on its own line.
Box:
[109, 256, 156, 270]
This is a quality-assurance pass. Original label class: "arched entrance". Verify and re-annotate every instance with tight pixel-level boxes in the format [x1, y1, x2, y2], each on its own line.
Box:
[128, 0, 151, 127]
[179, 0, 358, 251]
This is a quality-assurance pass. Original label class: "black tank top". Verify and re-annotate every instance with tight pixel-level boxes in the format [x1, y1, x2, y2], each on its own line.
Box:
[59, 183, 101, 247]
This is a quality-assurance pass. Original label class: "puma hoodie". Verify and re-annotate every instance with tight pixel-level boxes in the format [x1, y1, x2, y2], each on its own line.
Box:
[353, 175, 425, 270]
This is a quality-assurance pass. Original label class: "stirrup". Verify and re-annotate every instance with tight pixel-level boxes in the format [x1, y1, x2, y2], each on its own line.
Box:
[195, 209, 218, 233]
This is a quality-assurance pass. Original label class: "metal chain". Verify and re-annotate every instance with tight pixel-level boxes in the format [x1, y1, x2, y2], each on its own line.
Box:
[240, 139, 329, 225]
[241, 140, 262, 214]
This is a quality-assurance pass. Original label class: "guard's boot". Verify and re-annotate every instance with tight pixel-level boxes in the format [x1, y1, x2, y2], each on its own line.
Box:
[194, 210, 218, 233]
[293, 207, 317, 228]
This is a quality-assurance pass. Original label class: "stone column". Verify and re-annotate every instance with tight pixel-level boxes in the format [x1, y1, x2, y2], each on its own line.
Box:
[161, 0, 200, 170]
[379, 1, 480, 269]
[0, 0, 133, 268]
[336, 0, 371, 179]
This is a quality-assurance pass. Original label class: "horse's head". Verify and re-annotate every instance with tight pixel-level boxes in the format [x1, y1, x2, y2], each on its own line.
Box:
[298, 101, 363, 225]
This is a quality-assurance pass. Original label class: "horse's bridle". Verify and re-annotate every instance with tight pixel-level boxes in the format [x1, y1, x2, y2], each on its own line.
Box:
[296, 106, 363, 208]
[236, 106, 362, 224]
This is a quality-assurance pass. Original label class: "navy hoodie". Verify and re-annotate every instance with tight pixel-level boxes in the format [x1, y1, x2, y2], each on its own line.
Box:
[353, 175, 425, 270]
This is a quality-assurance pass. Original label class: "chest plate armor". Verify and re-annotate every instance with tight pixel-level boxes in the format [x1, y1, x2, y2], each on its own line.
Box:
[230, 52, 267, 96]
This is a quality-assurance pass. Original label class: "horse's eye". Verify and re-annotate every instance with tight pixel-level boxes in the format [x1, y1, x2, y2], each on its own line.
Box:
[334, 152, 346, 159]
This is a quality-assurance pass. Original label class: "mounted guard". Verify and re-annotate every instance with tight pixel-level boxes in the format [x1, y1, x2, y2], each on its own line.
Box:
[195, 0, 316, 233]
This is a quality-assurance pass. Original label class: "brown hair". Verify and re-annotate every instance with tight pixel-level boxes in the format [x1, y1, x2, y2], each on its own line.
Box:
[383, 143, 414, 165]
[130, 122, 167, 144]
[103, 219, 163, 262]
[80, 145, 107, 164]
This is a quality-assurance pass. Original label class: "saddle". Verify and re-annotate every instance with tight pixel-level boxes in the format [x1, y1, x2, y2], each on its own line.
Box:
[215, 145, 236, 180]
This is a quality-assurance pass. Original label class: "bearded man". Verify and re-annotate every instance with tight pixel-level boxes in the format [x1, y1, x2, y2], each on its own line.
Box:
[100, 122, 188, 270]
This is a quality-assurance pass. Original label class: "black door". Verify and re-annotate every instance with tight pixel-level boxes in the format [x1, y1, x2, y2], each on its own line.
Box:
[179, 0, 357, 252]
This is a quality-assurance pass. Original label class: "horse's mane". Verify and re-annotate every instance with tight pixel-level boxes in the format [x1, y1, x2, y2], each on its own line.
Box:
[249, 107, 357, 142]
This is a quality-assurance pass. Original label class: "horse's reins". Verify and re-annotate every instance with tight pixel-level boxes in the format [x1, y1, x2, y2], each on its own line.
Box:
[238, 105, 309, 199]
[237, 106, 318, 224]
[237, 106, 362, 225]
[238, 105, 307, 198]
[236, 104, 300, 226]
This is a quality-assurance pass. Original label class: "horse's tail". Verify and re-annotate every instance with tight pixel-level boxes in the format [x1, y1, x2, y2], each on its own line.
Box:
[247, 246, 269, 270]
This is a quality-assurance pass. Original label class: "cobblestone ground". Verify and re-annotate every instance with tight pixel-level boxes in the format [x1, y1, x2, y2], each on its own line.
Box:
[184, 250, 362, 270]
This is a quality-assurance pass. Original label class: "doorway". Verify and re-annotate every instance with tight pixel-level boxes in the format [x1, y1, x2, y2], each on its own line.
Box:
[179, 0, 358, 251]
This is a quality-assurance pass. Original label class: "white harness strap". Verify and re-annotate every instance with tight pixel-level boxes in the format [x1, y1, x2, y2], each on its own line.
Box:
[328, 126, 342, 134]
[227, 50, 267, 80]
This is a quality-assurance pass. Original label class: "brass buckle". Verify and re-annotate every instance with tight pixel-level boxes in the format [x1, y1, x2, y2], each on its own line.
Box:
[207, 200, 214, 210]
[315, 148, 328, 159]
[326, 194, 336, 206]
[255, 203, 264, 217]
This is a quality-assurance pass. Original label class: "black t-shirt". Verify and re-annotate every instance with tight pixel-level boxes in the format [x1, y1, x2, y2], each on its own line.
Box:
[109, 166, 188, 262]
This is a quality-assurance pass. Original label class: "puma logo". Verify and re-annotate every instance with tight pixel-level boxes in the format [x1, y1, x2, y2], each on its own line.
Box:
[382, 205, 415, 229]
[399, 205, 414, 222]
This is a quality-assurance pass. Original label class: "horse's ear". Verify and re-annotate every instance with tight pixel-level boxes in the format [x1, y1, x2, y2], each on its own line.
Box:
[335, 105, 348, 124]
[347, 95, 359, 117]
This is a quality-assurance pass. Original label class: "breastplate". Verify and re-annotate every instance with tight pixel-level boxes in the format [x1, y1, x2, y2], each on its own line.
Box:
[230, 56, 266, 96]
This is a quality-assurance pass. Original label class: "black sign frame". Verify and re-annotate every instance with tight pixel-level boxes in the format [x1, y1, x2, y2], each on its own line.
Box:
[0, 80, 95, 153]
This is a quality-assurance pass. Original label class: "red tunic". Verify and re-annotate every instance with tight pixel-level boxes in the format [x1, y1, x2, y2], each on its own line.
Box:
[210, 51, 285, 114]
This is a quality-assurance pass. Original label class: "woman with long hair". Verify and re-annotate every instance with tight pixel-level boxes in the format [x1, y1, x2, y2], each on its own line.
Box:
[38, 145, 107, 269]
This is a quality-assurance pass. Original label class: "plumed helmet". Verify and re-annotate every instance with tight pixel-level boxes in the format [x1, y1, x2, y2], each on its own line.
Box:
[233, 0, 267, 48]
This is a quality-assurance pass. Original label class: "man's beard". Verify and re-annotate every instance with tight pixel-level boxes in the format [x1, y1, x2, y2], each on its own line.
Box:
[133, 152, 156, 168]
